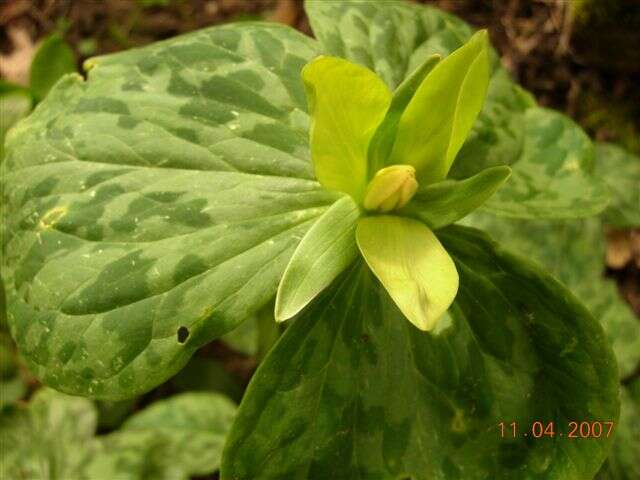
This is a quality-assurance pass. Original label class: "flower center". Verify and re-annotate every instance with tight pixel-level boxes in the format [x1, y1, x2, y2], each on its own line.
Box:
[363, 164, 418, 212]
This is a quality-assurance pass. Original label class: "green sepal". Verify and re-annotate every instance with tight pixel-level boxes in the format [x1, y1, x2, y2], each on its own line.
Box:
[400, 166, 511, 229]
[302, 55, 391, 200]
[367, 54, 441, 174]
[389, 30, 490, 184]
[356, 216, 458, 331]
[275, 196, 361, 321]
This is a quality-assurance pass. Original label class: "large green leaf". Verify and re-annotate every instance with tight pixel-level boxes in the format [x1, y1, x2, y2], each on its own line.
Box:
[222, 226, 619, 480]
[0, 388, 236, 479]
[305, 0, 609, 219]
[1, 23, 339, 399]
[450, 68, 533, 177]
[0, 93, 32, 143]
[305, 0, 474, 90]
[463, 212, 640, 378]
[121, 391, 237, 476]
[1, 388, 98, 479]
[593, 143, 640, 228]
[0, 91, 32, 162]
[479, 107, 609, 218]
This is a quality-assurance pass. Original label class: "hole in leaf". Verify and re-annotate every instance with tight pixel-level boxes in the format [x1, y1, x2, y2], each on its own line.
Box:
[177, 326, 189, 344]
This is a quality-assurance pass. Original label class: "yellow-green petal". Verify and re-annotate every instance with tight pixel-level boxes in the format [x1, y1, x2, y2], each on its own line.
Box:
[367, 54, 441, 174]
[302, 56, 391, 200]
[356, 216, 458, 331]
[389, 30, 490, 184]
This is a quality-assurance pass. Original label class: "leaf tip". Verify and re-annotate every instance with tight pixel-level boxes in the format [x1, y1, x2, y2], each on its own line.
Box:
[274, 286, 294, 323]
[474, 28, 490, 45]
[497, 165, 512, 182]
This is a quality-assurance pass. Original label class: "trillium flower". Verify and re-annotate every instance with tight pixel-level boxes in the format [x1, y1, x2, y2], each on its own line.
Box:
[275, 30, 511, 331]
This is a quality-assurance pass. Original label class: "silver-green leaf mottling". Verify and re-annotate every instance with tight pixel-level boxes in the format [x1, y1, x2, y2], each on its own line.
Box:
[593, 142, 640, 228]
[0, 388, 236, 479]
[463, 212, 640, 378]
[1, 24, 337, 399]
[222, 226, 619, 480]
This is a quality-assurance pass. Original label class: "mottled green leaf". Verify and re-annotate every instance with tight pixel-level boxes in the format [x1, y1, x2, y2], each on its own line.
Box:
[389, 30, 490, 184]
[1, 24, 338, 399]
[452, 71, 609, 218]
[121, 391, 237, 476]
[356, 216, 458, 331]
[305, 0, 473, 89]
[448, 71, 609, 219]
[480, 107, 610, 218]
[276, 196, 361, 321]
[1, 388, 99, 479]
[305, 0, 609, 219]
[0, 388, 236, 479]
[302, 55, 390, 200]
[222, 226, 619, 480]
[367, 54, 440, 173]
[0, 92, 31, 153]
[400, 165, 511, 229]
[463, 212, 640, 378]
[449, 68, 533, 178]
[593, 143, 640, 228]
[29, 33, 77, 101]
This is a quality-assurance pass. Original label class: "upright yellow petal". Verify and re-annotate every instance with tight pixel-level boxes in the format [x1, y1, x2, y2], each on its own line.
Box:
[302, 56, 391, 201]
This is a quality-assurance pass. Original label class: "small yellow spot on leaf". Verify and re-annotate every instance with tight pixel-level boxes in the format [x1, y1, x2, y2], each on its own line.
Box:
[38, 206, 67, 230]
[451, 408, 467, 433]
